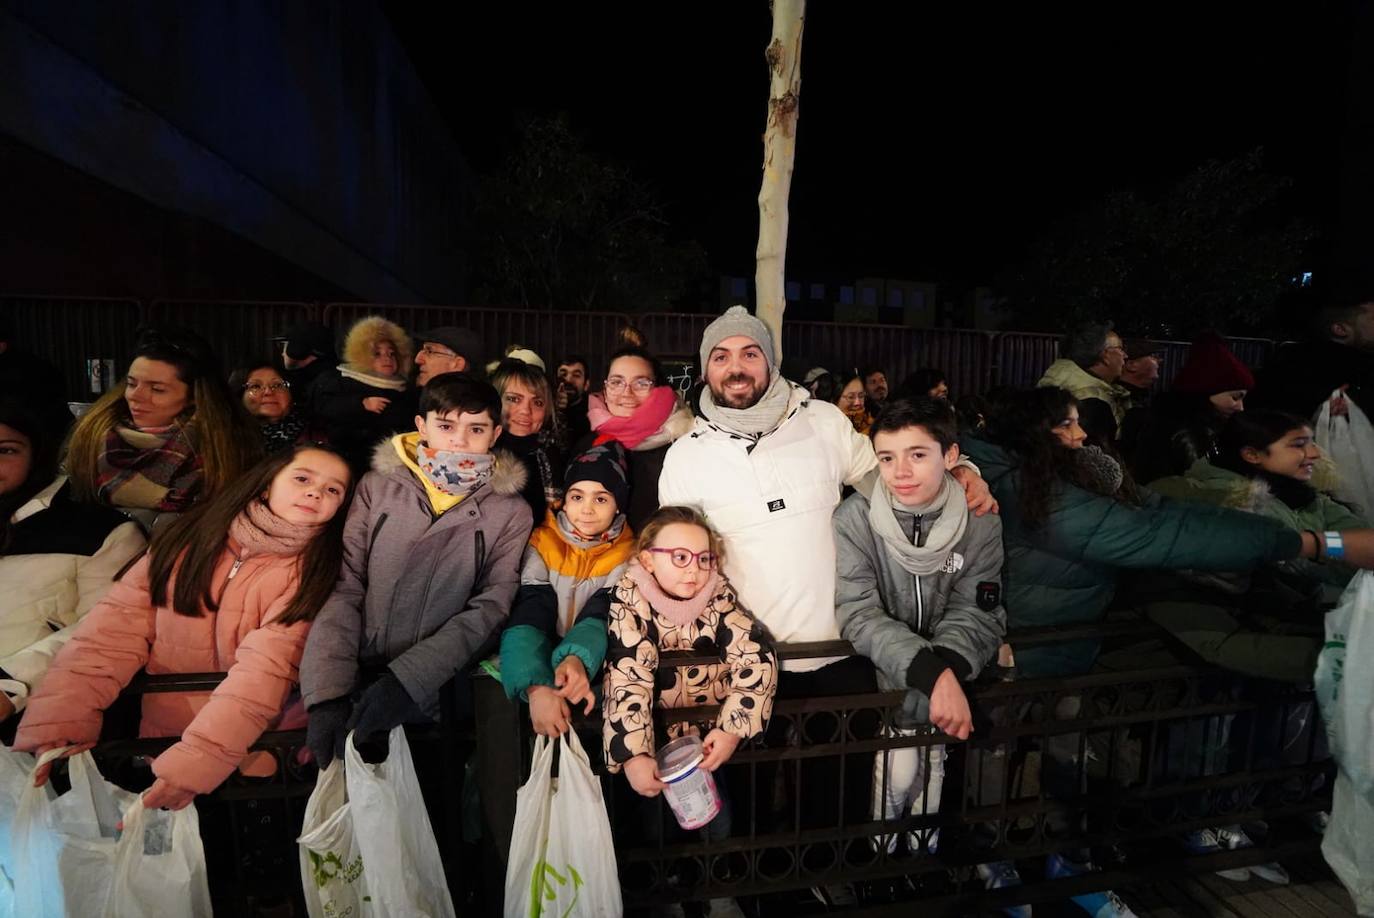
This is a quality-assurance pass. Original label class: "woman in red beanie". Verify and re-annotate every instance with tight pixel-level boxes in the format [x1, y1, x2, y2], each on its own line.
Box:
[1129, 332, 1256, 485]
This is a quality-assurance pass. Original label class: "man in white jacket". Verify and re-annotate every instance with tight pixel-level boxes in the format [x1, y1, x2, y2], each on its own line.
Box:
[658, 307, 994, 857]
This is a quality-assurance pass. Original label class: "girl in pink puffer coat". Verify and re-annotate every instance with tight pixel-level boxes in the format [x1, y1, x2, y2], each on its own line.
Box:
[15, 446, 352, 810]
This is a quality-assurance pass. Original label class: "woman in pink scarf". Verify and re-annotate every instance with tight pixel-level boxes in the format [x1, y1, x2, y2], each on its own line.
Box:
[571, 346, 694, 531]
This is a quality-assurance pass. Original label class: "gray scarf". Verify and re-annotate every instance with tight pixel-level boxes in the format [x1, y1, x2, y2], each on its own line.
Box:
[867, 471, 968, 576]
[555, 508, 627, 546]
[699, 374, 793, 438]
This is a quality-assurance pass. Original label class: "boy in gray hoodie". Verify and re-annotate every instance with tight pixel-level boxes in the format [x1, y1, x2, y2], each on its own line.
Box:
[833, 397, 1006, 853]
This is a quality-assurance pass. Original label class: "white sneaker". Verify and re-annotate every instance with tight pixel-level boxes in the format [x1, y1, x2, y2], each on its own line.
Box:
[1044, 854, 1136, 918]
[1089, 889, 1139, 918]
[977, 861, 1032, 918]
[1215, 826, 1290, 885]
[906, 826, 941, 854]
[1182, 828, 1250, 881]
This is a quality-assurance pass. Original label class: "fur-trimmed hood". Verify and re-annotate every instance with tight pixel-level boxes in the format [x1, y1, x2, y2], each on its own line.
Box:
[369, 434, 528, 497]
[1174, 458, 1296, 517]
[341, 315, 413, 378]
[1153, 457, 1367, 532]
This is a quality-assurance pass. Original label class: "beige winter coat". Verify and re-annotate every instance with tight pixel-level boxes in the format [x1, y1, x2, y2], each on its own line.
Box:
[0, 477, 147, 712]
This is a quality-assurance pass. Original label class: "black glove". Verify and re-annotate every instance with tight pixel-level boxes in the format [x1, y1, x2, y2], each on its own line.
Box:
[346, 672, 420, 752]
[306, 697, 353, 769]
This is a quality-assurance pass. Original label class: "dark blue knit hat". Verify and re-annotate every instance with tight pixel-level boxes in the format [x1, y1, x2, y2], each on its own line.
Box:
[564, 440, 630, 509]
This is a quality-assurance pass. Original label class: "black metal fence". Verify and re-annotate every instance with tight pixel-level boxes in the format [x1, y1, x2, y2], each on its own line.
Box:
[70, 627, 1331, 916]
[3, 294, 1288, 404]
[476, 626, 1332, 916]
[84, 671, 478, 916]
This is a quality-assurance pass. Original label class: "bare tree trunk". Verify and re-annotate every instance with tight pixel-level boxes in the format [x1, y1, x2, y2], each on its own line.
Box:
[755, 0, 805, 364]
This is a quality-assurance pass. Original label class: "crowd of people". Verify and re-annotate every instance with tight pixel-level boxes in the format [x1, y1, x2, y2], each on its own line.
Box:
[0, 291, 1370, 916]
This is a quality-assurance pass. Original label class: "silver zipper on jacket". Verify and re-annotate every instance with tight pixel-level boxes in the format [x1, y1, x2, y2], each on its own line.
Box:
[214, 549, 247, 670]
[913, 514, 924, 635]
[915, 569, 923, 635]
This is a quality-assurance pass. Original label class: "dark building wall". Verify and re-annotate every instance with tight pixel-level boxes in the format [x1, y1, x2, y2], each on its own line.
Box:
[0, 133, 349, 300]
[0, 1, 470, 302]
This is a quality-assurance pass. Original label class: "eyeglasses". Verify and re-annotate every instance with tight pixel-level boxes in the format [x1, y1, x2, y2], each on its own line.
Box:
[243, 381, 290, 395]
[420, 345, 458, 359]
[605, 377, 655, 395]
[647, 547, 719, 570]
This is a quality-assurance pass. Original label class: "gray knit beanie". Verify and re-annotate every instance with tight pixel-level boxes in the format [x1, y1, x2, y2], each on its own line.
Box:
[699, 305, 776, 376]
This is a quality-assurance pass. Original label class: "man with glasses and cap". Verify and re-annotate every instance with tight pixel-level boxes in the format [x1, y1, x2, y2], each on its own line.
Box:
[413, 327, 486, 386]
[1119, 338, 1164, 397]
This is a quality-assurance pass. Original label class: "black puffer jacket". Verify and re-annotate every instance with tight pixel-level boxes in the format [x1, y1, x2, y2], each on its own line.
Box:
[1128, 392, 1223, 485]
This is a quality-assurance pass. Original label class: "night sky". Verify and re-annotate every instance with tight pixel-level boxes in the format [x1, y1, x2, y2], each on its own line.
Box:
[387, 3, 1351, 286]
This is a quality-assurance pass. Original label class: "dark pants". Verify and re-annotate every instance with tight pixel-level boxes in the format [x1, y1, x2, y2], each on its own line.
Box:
[757, 655, 880, 833]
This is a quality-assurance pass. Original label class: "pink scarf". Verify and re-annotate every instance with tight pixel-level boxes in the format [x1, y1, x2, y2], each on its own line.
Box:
[588, 387, 678, 450]
[228, 500, 322, 558]
[627, 558, 721, 629]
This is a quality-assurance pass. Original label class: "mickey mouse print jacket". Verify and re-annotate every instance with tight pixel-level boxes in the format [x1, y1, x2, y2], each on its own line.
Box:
[602, 563, 777, 772]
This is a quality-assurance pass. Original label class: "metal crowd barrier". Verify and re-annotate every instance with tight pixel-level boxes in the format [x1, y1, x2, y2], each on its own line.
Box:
[474, 626, 1331, 916]
[87, 670, 478, 916]
[2, 294, 1292, 404]
[71, 613, 1333, 916]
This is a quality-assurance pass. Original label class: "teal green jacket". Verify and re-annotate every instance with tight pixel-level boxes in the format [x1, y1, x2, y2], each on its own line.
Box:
[497, 512, 635, 702]
[960, 437, 1303, 676]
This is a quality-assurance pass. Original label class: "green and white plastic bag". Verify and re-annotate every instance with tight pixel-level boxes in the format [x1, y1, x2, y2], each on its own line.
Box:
[504, 730, 621, 918]
[1316, 571, 1374, 913]
[1315, 570, 1374, 796]
[1323, 774, 1374, 916]
[298, 758, 369, 918]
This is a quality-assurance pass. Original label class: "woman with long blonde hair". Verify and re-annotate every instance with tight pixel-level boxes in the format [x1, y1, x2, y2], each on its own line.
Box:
[65, 328, 261, 526]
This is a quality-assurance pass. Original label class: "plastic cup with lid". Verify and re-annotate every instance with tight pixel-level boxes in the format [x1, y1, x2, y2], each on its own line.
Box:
[655, 734, 721, 830]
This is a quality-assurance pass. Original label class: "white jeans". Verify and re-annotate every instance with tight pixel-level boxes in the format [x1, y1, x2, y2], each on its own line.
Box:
[872, 727, 946, 854]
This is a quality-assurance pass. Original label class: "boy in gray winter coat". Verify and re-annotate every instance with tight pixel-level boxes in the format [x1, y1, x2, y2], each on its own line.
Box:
[301, 373, 534, 766]
[833, 397, 1006, 852]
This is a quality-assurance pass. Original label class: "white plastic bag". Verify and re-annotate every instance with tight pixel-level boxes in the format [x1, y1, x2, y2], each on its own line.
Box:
[1315, 570, 1374, 796]
[105, 797, 213, 918]
[1323, 773, 1374, 916]
[12, 748, 134, 917]
[10, 748, 210, 918]
[345, 728, 455, 918]
[297, 759, 368, 918]
[1314, 388, 1374, 519]
[505, 733, 555, 918]
[0, 746, 37, 917]
[504, 731, 622, 918]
